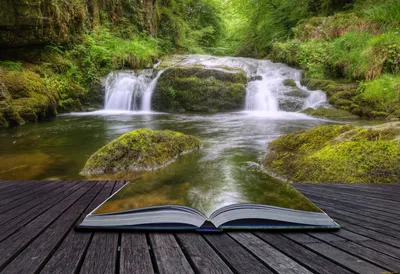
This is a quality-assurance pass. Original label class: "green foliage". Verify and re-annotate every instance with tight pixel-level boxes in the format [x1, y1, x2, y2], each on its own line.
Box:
[264, 123, 400, 183]
[356, 75, 400, 114]
[358, 0, 400, 29]
[0, 61, 23, 72]
[81, 129, 201, 176]
[158, 0, 223, 53]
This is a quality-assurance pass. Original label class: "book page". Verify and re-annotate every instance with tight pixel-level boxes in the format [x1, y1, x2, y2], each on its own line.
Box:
[93, 151, 322, 217]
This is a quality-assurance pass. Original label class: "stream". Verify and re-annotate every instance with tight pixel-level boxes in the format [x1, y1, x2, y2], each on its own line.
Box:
[0, 55, 357, 193]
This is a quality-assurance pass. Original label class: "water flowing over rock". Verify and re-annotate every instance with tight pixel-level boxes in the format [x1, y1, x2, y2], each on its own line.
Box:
[104, 70, 165, 111]
[159, 55, 329, 112]
[102, 54, 329, 113]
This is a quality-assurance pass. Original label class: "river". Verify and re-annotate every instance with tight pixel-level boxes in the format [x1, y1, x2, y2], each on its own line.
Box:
[0, 55, 348, 185]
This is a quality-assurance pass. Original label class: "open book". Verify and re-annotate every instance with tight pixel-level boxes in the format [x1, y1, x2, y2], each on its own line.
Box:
[77, 178, 340, 231]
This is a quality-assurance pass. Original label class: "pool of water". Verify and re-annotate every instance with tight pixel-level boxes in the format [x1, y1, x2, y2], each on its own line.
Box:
[0, 110, 333, 181]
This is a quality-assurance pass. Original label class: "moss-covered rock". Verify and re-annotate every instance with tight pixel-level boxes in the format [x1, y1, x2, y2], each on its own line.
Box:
[263, 122, 400, 184]
[80, 129, 201, 176]
[152, 66, 247, 112]
[283, 79, 297, 87]
[278, 98, 304, 112]
[0, 0, 157, 51]
[284, 88, 309, 98]
[0, 70, 58, 127]
[300, 107, 359, 119]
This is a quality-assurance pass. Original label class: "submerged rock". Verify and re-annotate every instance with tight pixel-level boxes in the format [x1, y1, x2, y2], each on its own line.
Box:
[300, 107, 359, 119]
[80, 129, 201, 176]
[263, 122, 400, 184]
[152, 66, 247, 112]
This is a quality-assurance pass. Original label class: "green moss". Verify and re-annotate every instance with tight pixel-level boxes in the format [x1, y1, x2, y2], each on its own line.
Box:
[264, 122, 400, 184]
[0, 104, 24, 127]
[152, 66, 247, 112]
[0, 70, 58, 126]
[0, 61, 23, 72]
[300, 107, 359, 119]
[80, 129, 201, 176]
[282, 79, 297, 87]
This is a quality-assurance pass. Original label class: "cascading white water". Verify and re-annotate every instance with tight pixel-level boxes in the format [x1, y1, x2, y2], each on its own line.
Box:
[104, 69, 165, 111]
[103, 55, 328, 113]
[175, 54, 329, 113]
[141, 70, 166, 112]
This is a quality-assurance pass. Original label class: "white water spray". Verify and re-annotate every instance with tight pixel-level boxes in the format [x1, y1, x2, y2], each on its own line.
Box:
[104, 69, 165, 111]
[175, 54, 329, 113]
[103, 55, 328, 113]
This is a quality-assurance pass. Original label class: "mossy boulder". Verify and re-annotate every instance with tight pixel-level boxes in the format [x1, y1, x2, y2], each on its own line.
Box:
[264, 122, 400, 184]
[152, 66, 247, 112]
[299, 78, 398, 119]
[0, 0, 157, 51]
[0, 70, 58, 127]
[283, 79, 297, 87]
[300, 107, 359, 119]
[80, 129, 201, 176]
[284, 88, 309, 98]
[278, 98, 304, 112]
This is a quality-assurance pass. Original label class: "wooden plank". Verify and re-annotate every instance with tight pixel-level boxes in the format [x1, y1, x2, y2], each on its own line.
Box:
[204, 233, 274, 274]
[79, 181, 125, 274]
[321, 206, 400, 232]
[316, 184, 400, 200]
[308, 198, 400, 225]
[330, 230, 400, 260]
[0, 180, 77, 217]
[79, 232, 119, 274]
[149, 233, 194, 274]
[296, 186, 400, 209]
[0, 180, 46, 198]
[0, 181, 106, 274]
[325, 211, 400, 239]
[301, 191, 399, 220]
[0, 180, 36, 191]
[120, 233, 154, 274]
[308, 233, 400, 272]
[256, 232, 353, 274]
[0, 181, 94, 270]
[175, 233, 233, 274]
[298, 188, 400, 215]
[0, 181, 86, 241]
[0, 181, 29, 191]
[329, 219, 400, 248]
[283, 233, 387, 274]
[39, 181, 116, 274]
[229, 232, 312, 274]
[0, 181, 61, 206]
[317, 183, 400, 192]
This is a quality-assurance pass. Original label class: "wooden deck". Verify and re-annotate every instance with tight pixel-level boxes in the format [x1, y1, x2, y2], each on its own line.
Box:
[0, 180, 399, 274]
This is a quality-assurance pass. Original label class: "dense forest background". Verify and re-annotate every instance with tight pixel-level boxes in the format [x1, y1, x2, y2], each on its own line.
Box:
[0, 0, 399, 127]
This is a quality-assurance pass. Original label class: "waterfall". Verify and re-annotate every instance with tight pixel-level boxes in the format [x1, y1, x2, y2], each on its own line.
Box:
[141, 69, 166, 112]
[104, 69, 165, 111]
[303, 90, 328, 109]
[175, 54, 329, 113]
[103, 55, 329, 113]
